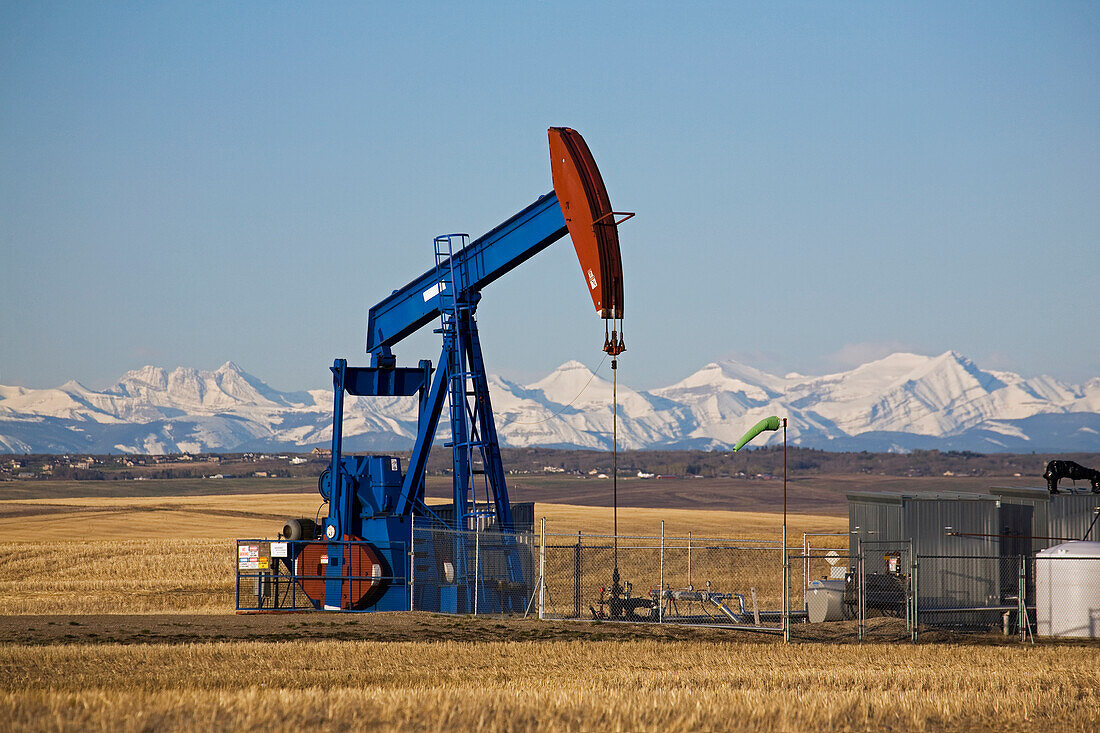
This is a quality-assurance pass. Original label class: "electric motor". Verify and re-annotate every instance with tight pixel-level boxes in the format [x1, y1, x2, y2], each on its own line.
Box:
[282, 517, 319, 541]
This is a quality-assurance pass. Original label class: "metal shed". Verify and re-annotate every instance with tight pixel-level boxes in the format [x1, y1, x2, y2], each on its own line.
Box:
[848, 491, 1006, 616]
[990, 487, 1100, 552]
[848, 491, 1002, 563]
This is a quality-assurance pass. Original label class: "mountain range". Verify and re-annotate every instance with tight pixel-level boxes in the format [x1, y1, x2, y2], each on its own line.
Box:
[1, 351, 1098, 454]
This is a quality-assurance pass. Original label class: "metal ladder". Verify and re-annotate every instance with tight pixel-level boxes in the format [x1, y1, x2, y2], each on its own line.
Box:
[433, 235, 494, 531]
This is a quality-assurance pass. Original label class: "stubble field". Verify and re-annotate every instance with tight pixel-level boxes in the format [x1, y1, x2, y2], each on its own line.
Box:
[3, 638, 1098, 732]
[0, 477, 1096, 732]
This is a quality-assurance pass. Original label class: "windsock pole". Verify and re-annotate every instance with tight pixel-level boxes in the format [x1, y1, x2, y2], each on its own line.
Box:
[730, 414, 788, 639]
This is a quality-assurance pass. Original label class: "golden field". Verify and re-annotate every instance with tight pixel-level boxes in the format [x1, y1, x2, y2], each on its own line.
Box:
[0, 490, 847, 540]
[1, 639, 1097, 732]
[0, 492, 845, 615]
[0, 480, 1095, 732]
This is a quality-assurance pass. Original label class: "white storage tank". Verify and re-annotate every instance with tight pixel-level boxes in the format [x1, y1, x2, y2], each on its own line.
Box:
[806, 579, 846, 623]
[1035, 541, 1100, 638]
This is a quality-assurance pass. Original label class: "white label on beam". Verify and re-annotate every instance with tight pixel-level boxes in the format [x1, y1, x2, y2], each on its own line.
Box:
[422, 282, 446, 302]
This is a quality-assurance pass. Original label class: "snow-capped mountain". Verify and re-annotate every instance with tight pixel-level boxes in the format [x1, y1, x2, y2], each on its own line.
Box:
[1, 353, 1098, 454]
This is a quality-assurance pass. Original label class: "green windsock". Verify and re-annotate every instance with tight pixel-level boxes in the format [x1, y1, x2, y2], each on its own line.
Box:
[732, 415, 781, 452]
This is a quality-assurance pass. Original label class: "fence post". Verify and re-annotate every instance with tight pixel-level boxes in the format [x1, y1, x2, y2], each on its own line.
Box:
[909, 539, 917, 643]
[857, 538, 865, 642]
[783, 548, 790, 643]
[659, 520, 665, 624]
[904, 539, 911, 635]
[235, 541, 240, 611]
[687, 531, 692, 589]
[573, 531, 581, 618]
[409, 514, 415, 612]
[1018, 554, 1026, 643]
[803, 533, 809, 614]
[538, 517, 546, 621]
[911, 548, 919, 643]
[473, 523, 480, 616]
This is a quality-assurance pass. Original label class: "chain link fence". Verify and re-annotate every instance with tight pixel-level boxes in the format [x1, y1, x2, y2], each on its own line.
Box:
[237, 522, 1099, 643]
[787, 550, 1100, 642]
[536, 529, 784, 629]
[411, 523, 538, 615]
[913, 554, 1027, 634]
[906, 554, 1099, 639]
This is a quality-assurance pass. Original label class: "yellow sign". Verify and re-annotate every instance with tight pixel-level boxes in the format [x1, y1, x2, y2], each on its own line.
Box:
[258, 557, 269, 570]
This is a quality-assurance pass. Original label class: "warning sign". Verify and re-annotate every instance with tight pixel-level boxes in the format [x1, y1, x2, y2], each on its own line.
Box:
[271, 542, 288, 558]
[238, 544, 260, 570]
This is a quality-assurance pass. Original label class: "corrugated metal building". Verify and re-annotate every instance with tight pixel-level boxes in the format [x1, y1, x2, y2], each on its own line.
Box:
[848, 492, 1001, 565]
[848, 488, 1100, 561]
[989, 487, 1100, 553]
[847, 487, 1100, 620]
[848, 492, 1003, 610]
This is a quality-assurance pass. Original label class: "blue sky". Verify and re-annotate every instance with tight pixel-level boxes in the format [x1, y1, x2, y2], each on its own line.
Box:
[2, 2, 1097, 392]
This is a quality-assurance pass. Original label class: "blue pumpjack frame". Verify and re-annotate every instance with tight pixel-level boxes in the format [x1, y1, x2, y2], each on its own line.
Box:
[317, 190, 569, 611]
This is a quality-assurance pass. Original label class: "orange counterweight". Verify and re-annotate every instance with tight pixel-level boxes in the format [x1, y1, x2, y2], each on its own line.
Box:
[548, 127, 630, 323]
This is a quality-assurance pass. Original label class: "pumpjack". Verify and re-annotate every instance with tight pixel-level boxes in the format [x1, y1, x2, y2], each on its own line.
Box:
[1044, 459, 1100, 494]
[279, 128, 630, 612]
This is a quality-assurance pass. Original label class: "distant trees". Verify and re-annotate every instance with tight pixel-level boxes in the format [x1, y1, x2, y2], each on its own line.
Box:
[5, 448, 1096, 482]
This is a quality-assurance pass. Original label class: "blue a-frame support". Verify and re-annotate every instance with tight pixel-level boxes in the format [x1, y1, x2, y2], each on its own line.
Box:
[325, 192, 566, 535]
[315, 191, 569, 611]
